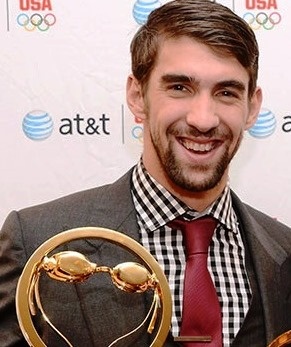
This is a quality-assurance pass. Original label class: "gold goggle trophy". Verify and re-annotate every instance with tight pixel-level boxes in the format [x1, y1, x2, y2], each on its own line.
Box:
[16, 227, 172, 347]
[16, 227, 291, 347]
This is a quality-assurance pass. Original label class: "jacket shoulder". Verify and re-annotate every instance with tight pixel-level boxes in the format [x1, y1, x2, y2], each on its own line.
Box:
[2, 169, 136, 250]
[231, 190, 291, 249]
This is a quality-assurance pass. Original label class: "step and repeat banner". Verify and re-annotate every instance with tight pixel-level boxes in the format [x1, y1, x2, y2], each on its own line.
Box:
[0, 0, 290, 227]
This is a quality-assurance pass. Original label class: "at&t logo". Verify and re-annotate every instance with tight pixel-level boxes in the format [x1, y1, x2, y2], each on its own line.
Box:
[22, 110, 111, 141]
[243, 0, 281, 30]
[248, 108, 276, 138]
[22, 110, 54, 141]
[17, 0, 56, 32]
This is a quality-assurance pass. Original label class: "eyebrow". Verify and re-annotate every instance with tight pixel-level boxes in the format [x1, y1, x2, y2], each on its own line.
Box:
[216, 80, 246, 92]
[161, 74, 194, 84]
[160, 73, 246, 92]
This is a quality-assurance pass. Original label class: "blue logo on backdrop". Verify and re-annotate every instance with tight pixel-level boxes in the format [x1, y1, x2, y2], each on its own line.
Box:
[132, 0, 162, 25]
[248, 108, 276, 138]
[22, 110, 54, 141]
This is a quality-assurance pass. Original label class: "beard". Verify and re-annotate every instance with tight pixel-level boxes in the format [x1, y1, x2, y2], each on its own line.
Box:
[150, 125, 243, 193]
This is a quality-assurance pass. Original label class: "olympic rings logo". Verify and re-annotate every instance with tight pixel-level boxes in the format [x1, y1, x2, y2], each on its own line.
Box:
[131, 125, 144, 143]
[17, 13, 56, 31]
[243, 12, 281, 30]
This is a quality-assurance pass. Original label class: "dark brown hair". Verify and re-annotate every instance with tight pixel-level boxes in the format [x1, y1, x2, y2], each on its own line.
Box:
[130, 0, 259, 97]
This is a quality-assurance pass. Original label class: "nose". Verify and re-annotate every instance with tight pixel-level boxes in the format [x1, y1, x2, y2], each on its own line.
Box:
[185, 94, 219, 133]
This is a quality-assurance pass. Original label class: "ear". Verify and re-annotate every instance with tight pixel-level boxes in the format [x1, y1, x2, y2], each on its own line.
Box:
[126, 74, 147, 120]
[245, 86, 263, 130]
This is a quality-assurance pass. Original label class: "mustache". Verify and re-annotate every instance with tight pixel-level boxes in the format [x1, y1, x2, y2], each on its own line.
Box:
[169, 125, 230, 139]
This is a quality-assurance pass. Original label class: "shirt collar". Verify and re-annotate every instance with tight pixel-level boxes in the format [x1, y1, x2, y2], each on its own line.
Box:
[131, 159, 238, 233]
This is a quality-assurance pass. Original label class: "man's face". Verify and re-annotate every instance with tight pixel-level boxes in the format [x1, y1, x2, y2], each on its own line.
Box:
[127, 36, 262, 197]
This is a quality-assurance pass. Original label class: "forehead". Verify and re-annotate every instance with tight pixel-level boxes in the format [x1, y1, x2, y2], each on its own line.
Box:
[152, 36, 249, 86]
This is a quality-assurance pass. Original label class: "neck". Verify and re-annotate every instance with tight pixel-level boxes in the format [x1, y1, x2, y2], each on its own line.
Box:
[163, 174, 227, 212]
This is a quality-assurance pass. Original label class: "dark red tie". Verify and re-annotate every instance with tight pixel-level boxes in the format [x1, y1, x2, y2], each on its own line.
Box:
[172, 217, 222, 346]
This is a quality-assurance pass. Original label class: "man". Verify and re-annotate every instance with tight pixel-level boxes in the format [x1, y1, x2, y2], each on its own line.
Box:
[0, 1, 290, 346]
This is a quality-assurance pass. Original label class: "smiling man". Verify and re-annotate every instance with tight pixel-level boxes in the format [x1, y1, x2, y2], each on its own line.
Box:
[0, 1, 290, 346]
[127, 36, 262, 211]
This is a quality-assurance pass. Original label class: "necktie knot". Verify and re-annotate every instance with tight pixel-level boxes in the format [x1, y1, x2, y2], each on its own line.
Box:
[171, 216, 217, 256]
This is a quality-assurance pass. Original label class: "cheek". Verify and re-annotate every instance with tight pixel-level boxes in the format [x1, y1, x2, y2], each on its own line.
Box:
[222, 109, 250, 135]
[147, 102, 178, 131]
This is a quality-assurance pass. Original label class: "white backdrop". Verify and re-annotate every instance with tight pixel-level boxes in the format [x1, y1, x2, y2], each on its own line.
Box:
[1, 0, 290, 227]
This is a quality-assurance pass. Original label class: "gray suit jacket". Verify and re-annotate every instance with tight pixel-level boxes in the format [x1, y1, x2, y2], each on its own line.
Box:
[0, 169, 290, 346]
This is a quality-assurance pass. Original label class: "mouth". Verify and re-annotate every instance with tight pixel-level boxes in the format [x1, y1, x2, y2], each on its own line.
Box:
[178, 138, 217, 154]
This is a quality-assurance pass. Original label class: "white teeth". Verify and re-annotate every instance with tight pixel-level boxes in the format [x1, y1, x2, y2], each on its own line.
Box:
[182, 140, 213, 152]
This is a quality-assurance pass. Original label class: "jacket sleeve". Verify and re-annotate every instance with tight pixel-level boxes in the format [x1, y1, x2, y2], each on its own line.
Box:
[0, 211, 29, 346]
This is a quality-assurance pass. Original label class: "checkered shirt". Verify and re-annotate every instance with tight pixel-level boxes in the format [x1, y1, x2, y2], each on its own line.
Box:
[131, 160, 252, 346]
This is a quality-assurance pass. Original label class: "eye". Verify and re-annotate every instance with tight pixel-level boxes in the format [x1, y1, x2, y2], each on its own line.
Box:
[172, 84, 187, 91]
[166, 83, 193, 97]
[214, 81, 246, 101]
[218, 90, 237, 97]
[215, 89, 243, 103]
